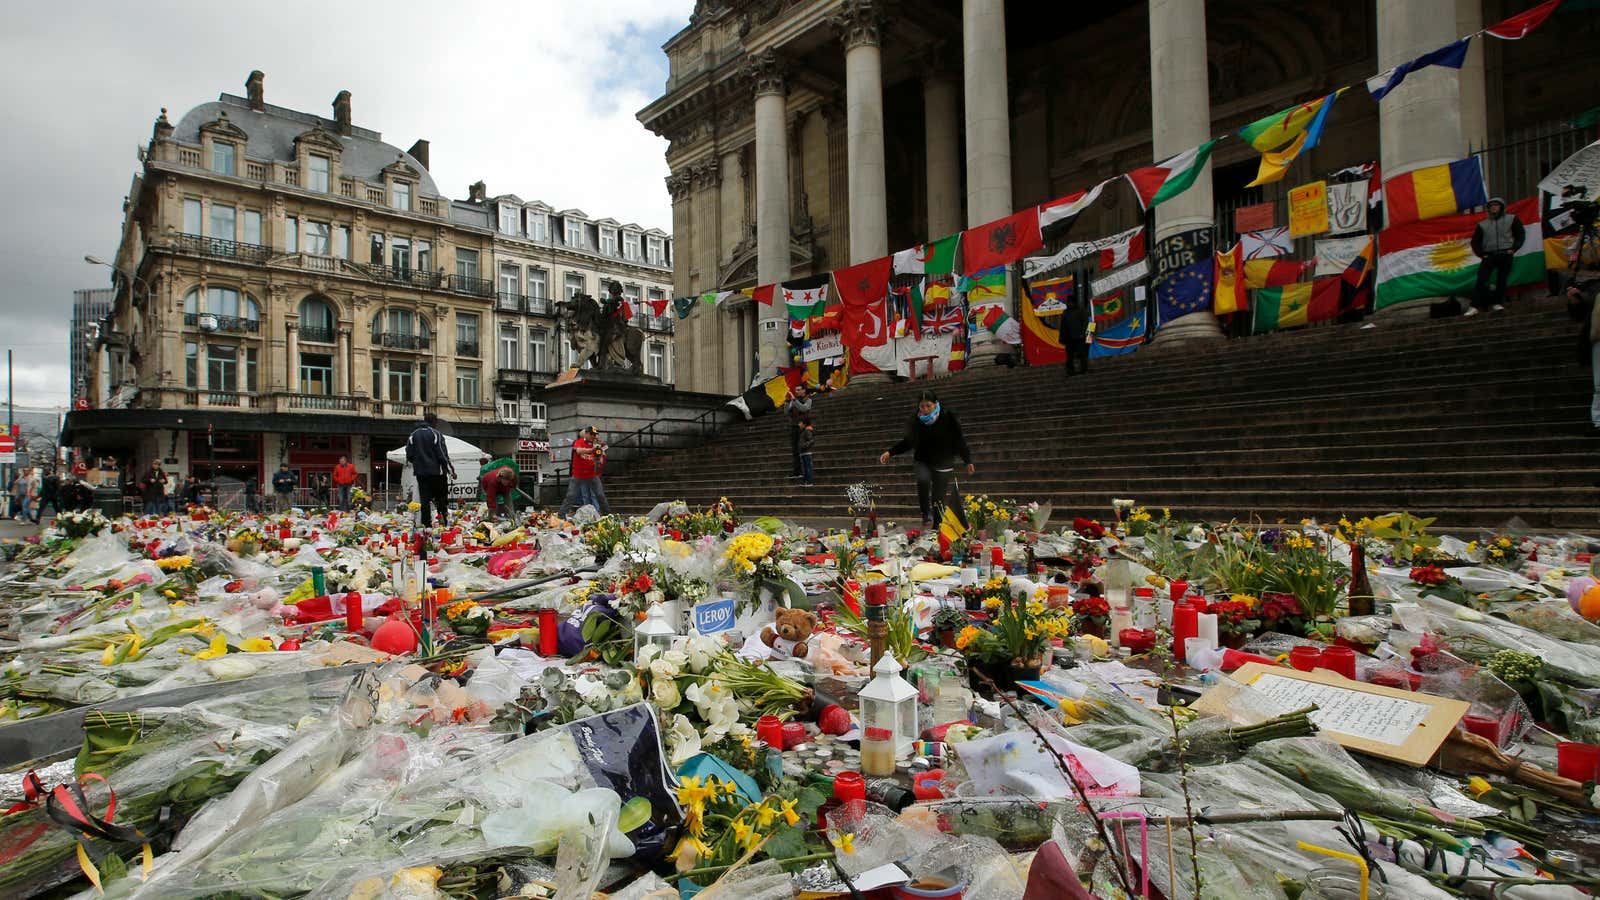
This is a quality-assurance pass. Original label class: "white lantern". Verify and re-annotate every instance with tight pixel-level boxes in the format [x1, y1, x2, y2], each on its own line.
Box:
[634, 602, 676, 657]
[857, 654, 919, 758]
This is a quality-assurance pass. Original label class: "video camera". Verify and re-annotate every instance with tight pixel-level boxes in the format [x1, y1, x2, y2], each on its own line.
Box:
[1561, 185, 1597, 228]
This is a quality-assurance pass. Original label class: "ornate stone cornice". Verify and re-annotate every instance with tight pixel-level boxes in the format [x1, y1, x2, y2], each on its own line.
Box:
[744, 48, 786, 98]
[833, 0, 885, 50]
[665, 171, 693, 201]
[689, 159, 722, 190]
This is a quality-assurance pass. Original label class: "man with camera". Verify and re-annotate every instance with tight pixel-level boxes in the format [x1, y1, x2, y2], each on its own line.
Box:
[1560, 188, 1600, 435]
[558, 425, 610, 516]
[1468, 197, 1526, 316]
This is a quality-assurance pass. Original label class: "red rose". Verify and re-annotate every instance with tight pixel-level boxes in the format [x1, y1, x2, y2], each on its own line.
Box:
[636, 575, 653, 593]
[1409, 565, 1447, 586]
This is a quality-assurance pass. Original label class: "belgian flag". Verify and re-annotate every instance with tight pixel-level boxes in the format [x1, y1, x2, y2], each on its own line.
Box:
[727, 367, 809, 420]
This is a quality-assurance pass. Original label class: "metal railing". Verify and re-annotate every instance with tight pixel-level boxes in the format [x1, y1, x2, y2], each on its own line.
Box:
[356, 263, 445, 290]
[526, 295, 553, 315]
[1470, 119, 1596, 204]
[376, 332, 430, 350]
[299, 325, 335, 344]
[456, 340, 480, 357]
[175, 233, 272, 264]
[578, 406, 734, 482]
[184, 312, 261, 333]
[450, 274, 495, 298]
[496, 292, 524, 312]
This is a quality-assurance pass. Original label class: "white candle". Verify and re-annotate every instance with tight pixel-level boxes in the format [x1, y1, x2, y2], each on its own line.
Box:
[1197, 613, 1219, 649]
[961, 567, 979, 587]
[1158, 599, 1175, 627]
[1111, 605, 1134, 638]
[1132, 598, 1156, 629]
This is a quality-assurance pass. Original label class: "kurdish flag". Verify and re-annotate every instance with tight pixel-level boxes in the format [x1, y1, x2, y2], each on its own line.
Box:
[1376, 197, 1543, 310]
[1125, 140, 1218, 211]
[1384, 157, 1488, 227]
[892, 233, 960, 276]
[1252, 281, 1339, 331]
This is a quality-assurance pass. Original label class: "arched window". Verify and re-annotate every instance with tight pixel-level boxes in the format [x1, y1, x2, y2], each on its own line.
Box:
[298, 297, 335, 342]
[183, 287, 259, 332]
[371, 308, 430, 350]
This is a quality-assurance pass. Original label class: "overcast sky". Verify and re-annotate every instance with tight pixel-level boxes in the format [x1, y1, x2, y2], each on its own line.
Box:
[0, 0, 692, 409]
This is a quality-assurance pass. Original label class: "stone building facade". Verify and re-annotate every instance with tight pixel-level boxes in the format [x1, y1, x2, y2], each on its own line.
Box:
[640, 0, 1600, 395]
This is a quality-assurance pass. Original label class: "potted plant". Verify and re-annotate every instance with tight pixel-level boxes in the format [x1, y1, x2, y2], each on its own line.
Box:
[959, 590, 1048, 694]
[1068, 596, 1111, 638]
[1208, 599, 1262, 649]
[931, 606, 970, 649]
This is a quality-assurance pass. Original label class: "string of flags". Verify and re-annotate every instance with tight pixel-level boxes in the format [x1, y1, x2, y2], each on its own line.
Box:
[669, 0, 1565, 357]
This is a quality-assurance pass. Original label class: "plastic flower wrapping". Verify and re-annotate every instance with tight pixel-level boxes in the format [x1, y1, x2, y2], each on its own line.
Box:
[2, 496, 1600, 899]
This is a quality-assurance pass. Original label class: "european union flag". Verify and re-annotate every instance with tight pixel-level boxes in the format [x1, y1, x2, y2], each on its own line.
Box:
[1154, 257, 1214, 328]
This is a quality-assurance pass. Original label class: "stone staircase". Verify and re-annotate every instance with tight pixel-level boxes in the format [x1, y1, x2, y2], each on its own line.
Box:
[601, 298, 1600, 532]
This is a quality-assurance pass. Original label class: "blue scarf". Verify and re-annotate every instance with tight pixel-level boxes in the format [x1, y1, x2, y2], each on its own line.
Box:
[918, 403, 941, 425]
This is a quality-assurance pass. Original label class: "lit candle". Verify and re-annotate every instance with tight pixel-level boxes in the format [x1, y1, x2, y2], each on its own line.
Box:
[1197, 613, 1218, 650]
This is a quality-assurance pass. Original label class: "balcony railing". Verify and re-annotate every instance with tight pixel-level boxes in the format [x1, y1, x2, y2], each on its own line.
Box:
[182, 390, 260, 408]
[376, 332, 430, 350]
[282, 393, 363, 412]
[184, 312, 261, 334]
[496, 292, 524, 313]
[496, 368, 533, 386]
[456, 340, 480, 358]
[384, 401, 419, 418]
[527, 295, 553, 315]
[450, 274, 495, 298]
[175, 233, 272, 264]
[355, 262, 445, 290]
[299, 326, 335, 344]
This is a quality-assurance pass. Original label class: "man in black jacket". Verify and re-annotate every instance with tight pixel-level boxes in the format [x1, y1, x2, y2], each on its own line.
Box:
[878, 389, 974, 530]
[1469, 196, 1526, 315]
[406, 412, 455, 527]
[1057, 295, 1091, 377]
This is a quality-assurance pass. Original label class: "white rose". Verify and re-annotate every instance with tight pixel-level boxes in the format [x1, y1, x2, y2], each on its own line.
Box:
[635, 644, 661, 668]
[649, 658, 682, 681]
[652, 675, 682, 710]
[661, 649, 689, 670]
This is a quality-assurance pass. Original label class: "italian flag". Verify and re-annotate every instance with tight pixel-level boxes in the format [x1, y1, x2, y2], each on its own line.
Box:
[1375, 197, 1544, 310]
[1125, 140, 1218, 211]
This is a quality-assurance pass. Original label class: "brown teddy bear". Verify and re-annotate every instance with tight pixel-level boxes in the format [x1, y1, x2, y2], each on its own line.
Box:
[761, 607, 818, 660]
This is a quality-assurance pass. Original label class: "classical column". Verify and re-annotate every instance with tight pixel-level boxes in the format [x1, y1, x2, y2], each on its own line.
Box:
[962, 0, 1012, 226]
[923, 63, 963, 239]
[1148, 0, 1224, 342]
[285, 321, 300, 392]
[1377, 0, 1466, 318]
[1456, 0, 1488, 152]
[749, 49, 791, 374]
[837, 0, 888, 264]
[335, 326, 350, 395]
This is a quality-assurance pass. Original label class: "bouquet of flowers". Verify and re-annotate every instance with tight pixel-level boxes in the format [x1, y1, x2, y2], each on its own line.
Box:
[225, 527, 263, 557]
[581, 515, 636, 565]
[1470, 535, 1532, 570]
[1208, 599, 1263, 641]
[1069, 595, 1111, 636]
[722, 531, 781, 583]
[1122, 506, 1164, 538]
[957, 590, 1049, 669]
[1022, 501, 1052, 532]
[962, 494, 1016, 536]
[1263, 530, 1347, 620]
[52, 510, 111, 540]
[1258, 592, 1307, 636]
[443, 599, 493, 636]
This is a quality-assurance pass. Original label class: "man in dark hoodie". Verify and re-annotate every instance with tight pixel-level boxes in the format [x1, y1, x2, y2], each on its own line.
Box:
[405, 412, 455, 527]
[1468, 196, 1525, 316]
[878, 389, 974, 530]
[1057, 294, 1091, 378]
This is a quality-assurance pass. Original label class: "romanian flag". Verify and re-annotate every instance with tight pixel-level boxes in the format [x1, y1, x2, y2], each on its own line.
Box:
[1252, 281, 1339, 331]
[1214, 242, 1248, 316]
[1244, 258, 1315, 289]
[1383, 157, 1488, 227]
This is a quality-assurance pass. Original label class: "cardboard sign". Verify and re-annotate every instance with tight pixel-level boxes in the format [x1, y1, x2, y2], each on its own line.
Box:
[1288, 181, 1330, 237]
[1235, 201, 1277, 235]
[1325, 180, 1370, 234]
[1194, 662, 1469, 765]
[693, 597, 737, 635]
[802, 332, 843, 362]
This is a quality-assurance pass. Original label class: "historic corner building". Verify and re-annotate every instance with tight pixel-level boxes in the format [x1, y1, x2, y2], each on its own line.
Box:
[66, 71, 675, 492]
[639, 0, 1600, 397]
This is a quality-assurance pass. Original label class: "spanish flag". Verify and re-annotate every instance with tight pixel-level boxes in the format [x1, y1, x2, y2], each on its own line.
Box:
[1213, 242, 1248, 315]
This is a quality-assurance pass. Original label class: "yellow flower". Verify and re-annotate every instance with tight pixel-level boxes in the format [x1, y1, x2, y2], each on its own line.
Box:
[1467, 541, 1479, 554]
[239, 637, 276, 652]
[162, 589, 178, 599]
[779, 797, 800, 826]
[154, 555, 193, 571]
[753, 801, 779, 829]
[195, 634, 230, 660]
[1230, 594, 1259, 608]
[831, 832, 855, 855]
[408, 501, 421, 511]
[731, 818, 758, 849]
[955, 625, 983, 650]
[1466, 776, 1493, 798]
[983, 597, 1001, 610]
[676, 776, 715, 813]
[719, 778, 740, 798]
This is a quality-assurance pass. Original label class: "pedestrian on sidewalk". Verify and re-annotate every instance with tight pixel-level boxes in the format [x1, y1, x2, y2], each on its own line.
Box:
[406, 412, 455, 527]
[138, 462, 168, 516]
[332, 455, 359, 511]
[1058, 294, 1091, 377]
[270, 463, 297, 512]
[785, 383, 813, 479]
[1468, 197, 1525, 316]
[797, 413, 817, 486]
[878, 389, 975, 531]
[9, 469, 26, 520]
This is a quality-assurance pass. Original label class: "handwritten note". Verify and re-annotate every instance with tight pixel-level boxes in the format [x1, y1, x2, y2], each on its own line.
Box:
[1249, 672, 1431, 746]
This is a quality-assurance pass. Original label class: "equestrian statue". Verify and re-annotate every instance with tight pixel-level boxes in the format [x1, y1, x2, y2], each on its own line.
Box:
[556, 280, 647, 376]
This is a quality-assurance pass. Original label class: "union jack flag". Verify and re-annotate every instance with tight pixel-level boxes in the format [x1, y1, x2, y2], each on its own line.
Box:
[926, 305, 965, 334]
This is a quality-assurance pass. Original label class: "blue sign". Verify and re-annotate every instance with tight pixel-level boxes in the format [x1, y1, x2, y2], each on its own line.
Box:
[693, 598, 737, 635]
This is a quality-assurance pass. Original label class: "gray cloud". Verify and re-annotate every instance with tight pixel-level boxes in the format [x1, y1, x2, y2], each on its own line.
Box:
[0, 0, 690, 408]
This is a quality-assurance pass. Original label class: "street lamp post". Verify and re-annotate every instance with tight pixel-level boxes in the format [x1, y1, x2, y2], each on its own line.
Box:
[84, 255, 152, 306]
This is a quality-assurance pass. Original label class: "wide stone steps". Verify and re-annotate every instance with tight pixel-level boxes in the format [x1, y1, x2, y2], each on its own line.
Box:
[599, 300, 1598, 531]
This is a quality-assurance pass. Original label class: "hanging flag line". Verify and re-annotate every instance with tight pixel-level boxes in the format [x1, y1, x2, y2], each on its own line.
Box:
[665, 1, 1563, 324]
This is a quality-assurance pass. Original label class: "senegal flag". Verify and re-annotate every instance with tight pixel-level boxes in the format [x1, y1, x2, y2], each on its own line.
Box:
[1253, 281, 1339, 331]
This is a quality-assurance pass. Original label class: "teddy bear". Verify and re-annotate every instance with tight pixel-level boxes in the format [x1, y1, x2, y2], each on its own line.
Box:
[761, 607, 818, 660]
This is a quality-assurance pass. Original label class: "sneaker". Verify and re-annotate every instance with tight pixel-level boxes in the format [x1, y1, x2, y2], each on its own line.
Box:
[1462, 308, 1481, 317]
[1492, 304, 1505, 312]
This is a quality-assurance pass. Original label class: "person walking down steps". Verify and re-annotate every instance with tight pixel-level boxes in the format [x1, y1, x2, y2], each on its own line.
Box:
[797, 413, 817, 487]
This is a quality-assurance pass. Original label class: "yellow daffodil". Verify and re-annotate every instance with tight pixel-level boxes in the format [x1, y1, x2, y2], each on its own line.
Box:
[778, 797, 800, 826]
[676, 776, 715, 813]
[719, 779, 740, 798]
[752, 801, 779, 829]
[162, 589, 177, 599]
[195, 634, 230, 660]
[154, 555, 194, 571]
[831, 831, 855, 855]
[731, 818, 758, 850]
[181, 620, 216, 638]
[1466, 776, 1493, 798]
[239, 637, 276, 652]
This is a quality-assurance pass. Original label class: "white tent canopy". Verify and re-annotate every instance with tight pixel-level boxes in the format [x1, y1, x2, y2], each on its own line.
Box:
[385, 433, 488, 502]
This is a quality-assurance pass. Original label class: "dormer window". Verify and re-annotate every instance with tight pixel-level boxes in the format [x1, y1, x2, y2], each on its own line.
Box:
[391, 181, 411, 211]
[307, 154, 330, 192]
[623, 231, 641, 260]
[564, 217, 583, 247]
[647, 237, 664, 266]
[528, 211, 548, 241]
[499, 205, 520, 235]
[599, 227, 618, 256]
[212, 142, 236, 176]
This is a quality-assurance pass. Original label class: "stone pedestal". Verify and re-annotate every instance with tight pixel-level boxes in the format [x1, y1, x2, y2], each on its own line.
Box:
[542, 373, 733, 494]
[1149, 0, 1224, 343]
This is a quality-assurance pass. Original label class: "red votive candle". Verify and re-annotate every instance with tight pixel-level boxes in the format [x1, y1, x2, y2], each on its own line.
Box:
[1556, 741, 1600, 782]
[833, 771, 866, 802]
[1172, 605, 1199, 662]
[780, 722, 808, 749]
[756, 714, 785, 749]
[1319, 646, 1357, 679]
[990, 547, 1005, 567]
[1289, 645, 1322, 672]
[1184, 595, 1208, 612]
[537, 608, 559, 657]
[345, 591, 363, 633]
[1169, 580, 1189, 603]
[1460, 714, 1501, 744]
[1121, 629, 1157, 653]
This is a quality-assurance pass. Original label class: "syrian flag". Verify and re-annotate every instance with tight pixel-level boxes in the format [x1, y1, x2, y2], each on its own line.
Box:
[961, 208, 1043, 275]
[1125, 140, 1218, 211]
[835, 256, 893, 349]
[892, 233, 960, 276]
[1038, 180, 1110, 240]
[1484, 0, 1560, 39]
[782, 276, 829, 319]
